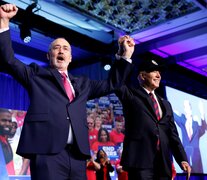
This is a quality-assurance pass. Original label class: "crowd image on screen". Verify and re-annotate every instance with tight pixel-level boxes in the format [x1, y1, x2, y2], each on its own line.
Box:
[0, 108, 30, 176]
[86, 94, 128, 179]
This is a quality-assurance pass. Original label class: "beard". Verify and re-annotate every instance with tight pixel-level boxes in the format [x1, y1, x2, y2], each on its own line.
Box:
[0, 126, 11, 136]
[8, 130, 16, 138]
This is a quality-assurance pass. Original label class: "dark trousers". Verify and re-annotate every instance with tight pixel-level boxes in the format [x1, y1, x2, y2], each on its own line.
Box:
[30, 145, 87, 180]
[127, 151, 171, 180]
[128, 168, 171, 180]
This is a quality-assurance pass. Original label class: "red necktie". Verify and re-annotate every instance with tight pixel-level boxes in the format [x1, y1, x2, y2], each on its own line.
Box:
[149, 93, 160, 120]
[149, 92, 161, 150]
[61, 72, 74, 101]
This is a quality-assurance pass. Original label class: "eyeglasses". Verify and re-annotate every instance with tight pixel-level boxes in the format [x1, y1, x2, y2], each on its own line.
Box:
[87, 122, 94, 125]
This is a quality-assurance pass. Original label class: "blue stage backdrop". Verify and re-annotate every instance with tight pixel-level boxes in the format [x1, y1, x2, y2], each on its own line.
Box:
[166, 86, 207, 175]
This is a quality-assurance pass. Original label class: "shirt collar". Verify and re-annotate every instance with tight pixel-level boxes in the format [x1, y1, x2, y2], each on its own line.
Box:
[142, 86, 155, 95]
[59, 70, 68, 77]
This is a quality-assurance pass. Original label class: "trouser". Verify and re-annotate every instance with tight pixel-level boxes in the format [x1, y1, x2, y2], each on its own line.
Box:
[127, 151, 171, 180]
[30, 145, 87, 180]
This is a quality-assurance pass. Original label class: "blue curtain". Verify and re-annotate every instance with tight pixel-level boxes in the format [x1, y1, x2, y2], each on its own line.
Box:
[0, 73, 29, 110]
[0, 62, 108, 110]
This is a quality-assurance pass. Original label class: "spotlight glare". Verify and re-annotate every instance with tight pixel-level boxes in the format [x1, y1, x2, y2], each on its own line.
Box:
[104, 64, 111, 71]
[24, 36, 32, 43]
[20, 25, 31, 43]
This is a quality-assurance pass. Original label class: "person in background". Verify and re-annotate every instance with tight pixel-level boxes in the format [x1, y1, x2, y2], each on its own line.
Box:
[9, 110, 30, 175]
[173, 99, 207, 173]
[115, 149, 128, 180]
[91, 128, 114, 154]
[8, 121, 17, 139]
[86, 153, 100, 180]
[115, 159, 128, 180]
[0, 4, 135, 180]
[18, 158, 30, 175]
[95, 149, 114, 180]
[171, 162, 176, 180]
[94, 115, 103, 132]
[87, 116, 98, 147]
[100, 105, 114, 125]
[110, 120, 125, 145]
[0, 108, 15, 175]
[114, 41, 191, 179]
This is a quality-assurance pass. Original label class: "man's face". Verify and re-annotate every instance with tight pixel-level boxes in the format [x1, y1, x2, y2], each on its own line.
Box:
[115, 122, 123, 133]
[140, 70, 161, 91]
[9, 122, 18, 138]
[0, 112, 12, 136]
[95, 117, 102, 127]
[47, 38, 72, 71]
[87, 117, 94, 130]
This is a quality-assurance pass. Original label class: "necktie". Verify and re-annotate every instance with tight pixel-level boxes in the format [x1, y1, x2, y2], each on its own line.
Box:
[149, 93, 161, 120]
[61, 72, 74, 101]
[149, 92, 161, 150]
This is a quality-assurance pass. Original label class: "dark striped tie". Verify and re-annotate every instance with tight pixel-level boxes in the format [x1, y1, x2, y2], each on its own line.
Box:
[149, 93, 160, 120]
[149, 92, 160, 150]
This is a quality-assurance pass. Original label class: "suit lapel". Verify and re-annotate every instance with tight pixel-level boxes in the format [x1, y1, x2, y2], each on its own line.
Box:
[68, 73, 80, 98]
[147, 95, 160, 121]
[49, 68, 68, 96]
[49, 69, 81, 100]
[137, 86, 167, 121]
[157, 96, 167, 120]
[133, 86, 158, 121]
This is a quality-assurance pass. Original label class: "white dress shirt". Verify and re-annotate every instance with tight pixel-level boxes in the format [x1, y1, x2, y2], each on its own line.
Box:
[59, 70, 75, 144]
[143, 87, 163, 119]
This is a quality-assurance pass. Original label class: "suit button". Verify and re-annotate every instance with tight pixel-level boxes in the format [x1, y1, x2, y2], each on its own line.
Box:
[67, 117, 69, 120]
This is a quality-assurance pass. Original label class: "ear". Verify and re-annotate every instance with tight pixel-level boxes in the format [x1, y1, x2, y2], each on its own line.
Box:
[139, 72, 146, 80]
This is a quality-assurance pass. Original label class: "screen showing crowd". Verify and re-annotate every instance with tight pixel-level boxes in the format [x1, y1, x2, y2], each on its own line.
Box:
[0, 93, 125, 180]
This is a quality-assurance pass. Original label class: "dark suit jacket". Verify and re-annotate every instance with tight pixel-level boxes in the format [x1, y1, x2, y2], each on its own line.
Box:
[115, 84, 188, 177]
[174, 113, 207, 173]
[0, 30, 133, 159]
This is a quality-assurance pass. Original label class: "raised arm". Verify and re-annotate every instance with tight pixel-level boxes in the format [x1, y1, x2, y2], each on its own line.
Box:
[117, 35, 135, 60]
[88, 35, 135, 100]
[0, 4, 32, 86]
[0, 4, 18, 29]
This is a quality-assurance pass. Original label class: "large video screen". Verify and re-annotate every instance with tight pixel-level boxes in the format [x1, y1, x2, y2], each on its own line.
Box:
[166, 86, 207, 174]
[0, 93, 125, 180]
[0, 109, 30, 180]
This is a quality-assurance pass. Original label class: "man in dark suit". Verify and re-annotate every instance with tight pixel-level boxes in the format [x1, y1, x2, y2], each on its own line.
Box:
[114, 57, 192, 179]
[0, 4, 135, 180]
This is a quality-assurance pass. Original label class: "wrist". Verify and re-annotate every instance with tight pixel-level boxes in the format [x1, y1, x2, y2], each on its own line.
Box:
[122, 52, 132, 59]
[0, 19, 9, 29]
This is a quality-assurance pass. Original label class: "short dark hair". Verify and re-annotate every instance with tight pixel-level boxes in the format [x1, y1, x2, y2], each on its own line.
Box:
[0, 108, 11, 114]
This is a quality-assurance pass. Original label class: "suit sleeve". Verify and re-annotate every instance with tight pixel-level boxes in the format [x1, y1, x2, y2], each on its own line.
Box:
[88, 59, 134, 100]
[0, 30, 31, 86]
